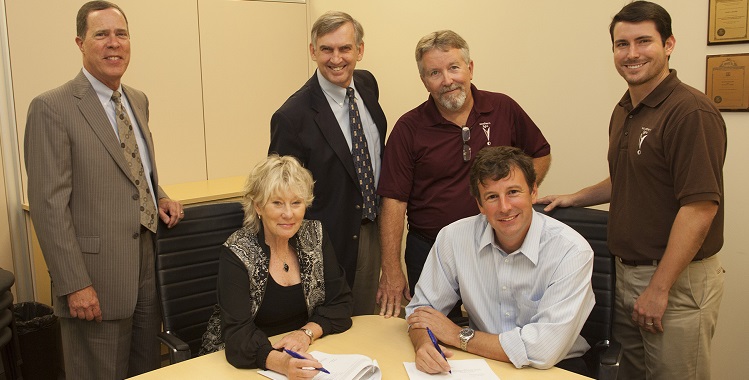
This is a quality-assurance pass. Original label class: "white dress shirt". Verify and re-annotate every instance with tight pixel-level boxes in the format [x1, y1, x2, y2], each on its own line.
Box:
[317, 70, 382, 186]
[406, 211, 595, 369]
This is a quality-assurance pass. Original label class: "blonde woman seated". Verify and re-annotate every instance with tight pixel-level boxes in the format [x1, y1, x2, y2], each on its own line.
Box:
[201, 155, 352, 378]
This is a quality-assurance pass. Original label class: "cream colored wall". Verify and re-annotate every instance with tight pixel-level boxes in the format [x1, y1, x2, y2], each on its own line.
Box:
[1, 0, 746, 377]
[3, 0, 308, 303]
[308, 1, 748, 378]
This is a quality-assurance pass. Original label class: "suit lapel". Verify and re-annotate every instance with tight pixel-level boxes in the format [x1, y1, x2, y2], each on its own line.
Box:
[72, 72, 135, 182]
[308, 74, 359, 183]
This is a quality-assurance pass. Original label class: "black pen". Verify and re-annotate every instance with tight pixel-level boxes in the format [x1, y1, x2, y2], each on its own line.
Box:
[426, 327, 451, 374]
[283, 348, 331, 374]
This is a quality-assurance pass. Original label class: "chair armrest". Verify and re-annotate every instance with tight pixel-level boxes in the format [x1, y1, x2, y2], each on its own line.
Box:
[597, 340, 622, 380]
[600, 340, 622, 365]
[158, 331, 192, 363]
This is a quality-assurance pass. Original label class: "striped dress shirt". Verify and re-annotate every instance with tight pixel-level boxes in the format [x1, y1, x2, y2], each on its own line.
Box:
[406, 211, 595, 369]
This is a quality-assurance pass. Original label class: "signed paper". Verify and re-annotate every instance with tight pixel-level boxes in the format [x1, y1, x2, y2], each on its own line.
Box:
[403, 359, 500, 380]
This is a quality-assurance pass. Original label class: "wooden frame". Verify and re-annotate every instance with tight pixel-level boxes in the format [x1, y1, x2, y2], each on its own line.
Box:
[708, 0, 749, 45]
[705, 53, 749, 111]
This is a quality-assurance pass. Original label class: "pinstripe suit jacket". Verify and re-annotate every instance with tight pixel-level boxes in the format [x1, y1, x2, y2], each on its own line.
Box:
[24, 71, 167, 320]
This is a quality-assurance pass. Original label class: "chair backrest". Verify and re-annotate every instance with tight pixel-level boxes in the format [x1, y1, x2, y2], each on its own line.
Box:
[533, 205, 614, 347]
[155, 201, 244, 357]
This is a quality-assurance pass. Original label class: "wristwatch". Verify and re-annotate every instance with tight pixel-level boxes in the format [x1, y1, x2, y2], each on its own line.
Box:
[299, 328, 314, 343]
[459, 327, 474, 351]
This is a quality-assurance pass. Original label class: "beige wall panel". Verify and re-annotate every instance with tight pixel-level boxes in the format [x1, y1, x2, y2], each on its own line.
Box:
[310, 1, 748, 377]
[0, 157, 13, 273]
[6, 0, 206, 194]
[199, 0, 309, 179]
[118, 0, 207, 185]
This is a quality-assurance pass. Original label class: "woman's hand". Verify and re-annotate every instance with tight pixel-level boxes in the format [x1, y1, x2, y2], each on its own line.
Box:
[272, 330, 312, 352]
[285, 354, 323, 380]
[267, 349, 321, 380]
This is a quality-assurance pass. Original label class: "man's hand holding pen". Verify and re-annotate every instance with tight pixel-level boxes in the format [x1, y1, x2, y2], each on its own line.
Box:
[408, 307, 456, 374]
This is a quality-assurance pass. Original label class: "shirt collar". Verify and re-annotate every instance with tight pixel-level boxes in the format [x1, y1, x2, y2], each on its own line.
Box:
[317, 69, 355, 106]
[478, 210, 541, 265]
[618, 69, 680, 111]
[81, 67, 123, 108]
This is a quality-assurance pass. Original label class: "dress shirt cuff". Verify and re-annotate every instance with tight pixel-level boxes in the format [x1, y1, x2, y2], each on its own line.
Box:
[499, 329, 530, 369]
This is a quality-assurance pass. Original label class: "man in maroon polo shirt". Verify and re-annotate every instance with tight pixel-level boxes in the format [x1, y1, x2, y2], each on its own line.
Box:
[538, 2, 726, 379]
[376, 30, 552, 318]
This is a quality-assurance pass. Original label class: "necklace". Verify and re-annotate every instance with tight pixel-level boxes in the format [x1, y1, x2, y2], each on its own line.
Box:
[281, 251, 289, 272]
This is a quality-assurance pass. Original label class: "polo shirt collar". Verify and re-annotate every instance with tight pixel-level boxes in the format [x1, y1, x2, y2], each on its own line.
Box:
[423, 84, 493, 127]
[618, 69, 680, 110]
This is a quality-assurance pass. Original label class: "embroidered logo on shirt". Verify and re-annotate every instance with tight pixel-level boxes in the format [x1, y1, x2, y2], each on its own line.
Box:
[637, 127, 651, 156]
[480, 122, 491, 146]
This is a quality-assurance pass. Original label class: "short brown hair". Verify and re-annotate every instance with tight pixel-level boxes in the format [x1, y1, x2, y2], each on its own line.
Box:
[469, 147, 536, 204]
[77, 1, 128, 39]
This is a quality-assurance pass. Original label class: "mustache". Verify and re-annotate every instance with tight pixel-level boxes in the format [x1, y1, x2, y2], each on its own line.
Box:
[440, 84, 462, 95]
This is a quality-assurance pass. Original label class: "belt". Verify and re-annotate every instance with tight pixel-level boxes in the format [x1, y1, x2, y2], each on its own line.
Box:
[617, 256, 704, 266]
[409, 230, 436, 245]
[617, 257, 659, 266]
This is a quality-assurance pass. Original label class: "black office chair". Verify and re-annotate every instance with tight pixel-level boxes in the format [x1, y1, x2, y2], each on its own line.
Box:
[534, 205, 622, 380]
[0, 269, 23, 380]
[155, 201, 244, 364]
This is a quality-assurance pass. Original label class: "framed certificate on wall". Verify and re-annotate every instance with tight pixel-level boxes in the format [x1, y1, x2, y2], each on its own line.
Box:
[708, 0, 749, 44]
[705, 53, 749, 111]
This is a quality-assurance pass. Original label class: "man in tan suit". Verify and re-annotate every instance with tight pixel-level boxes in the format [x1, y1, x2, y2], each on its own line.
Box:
[24, 1, 183, 378]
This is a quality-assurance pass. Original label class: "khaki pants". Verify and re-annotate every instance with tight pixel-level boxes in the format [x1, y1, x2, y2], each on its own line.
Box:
[613, 254, 724, 380]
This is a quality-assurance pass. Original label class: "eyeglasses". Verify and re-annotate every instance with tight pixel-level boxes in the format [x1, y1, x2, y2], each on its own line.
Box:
[461, 126, 471, 162]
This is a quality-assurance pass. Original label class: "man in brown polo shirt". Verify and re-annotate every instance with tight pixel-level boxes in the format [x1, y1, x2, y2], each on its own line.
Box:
[537, 2, 726, 379]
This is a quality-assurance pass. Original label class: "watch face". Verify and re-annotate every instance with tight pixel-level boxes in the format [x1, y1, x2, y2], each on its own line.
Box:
[459, 327, 474, 340]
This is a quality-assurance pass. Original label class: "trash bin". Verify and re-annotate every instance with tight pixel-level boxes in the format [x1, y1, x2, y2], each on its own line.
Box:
[13, 302, 64, 380]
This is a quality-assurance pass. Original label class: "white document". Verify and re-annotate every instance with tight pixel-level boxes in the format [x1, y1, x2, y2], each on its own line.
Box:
[403, 359, 500, 380]
[258, 351, 381, 380]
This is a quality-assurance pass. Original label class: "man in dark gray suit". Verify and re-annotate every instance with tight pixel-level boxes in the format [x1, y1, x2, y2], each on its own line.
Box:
[24, 2, 183, 378]
[269, 11, 387, 316]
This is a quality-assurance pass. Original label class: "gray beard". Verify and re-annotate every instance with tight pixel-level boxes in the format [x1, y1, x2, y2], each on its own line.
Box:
[438, 89, 467, 111]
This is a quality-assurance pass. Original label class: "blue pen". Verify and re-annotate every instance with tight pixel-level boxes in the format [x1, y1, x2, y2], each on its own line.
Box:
[426, 327, 451, 374]
[283, 348, 331, 374]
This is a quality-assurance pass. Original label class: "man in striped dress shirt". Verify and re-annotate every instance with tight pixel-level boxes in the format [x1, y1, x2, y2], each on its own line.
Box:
[405, 146, 594, 374]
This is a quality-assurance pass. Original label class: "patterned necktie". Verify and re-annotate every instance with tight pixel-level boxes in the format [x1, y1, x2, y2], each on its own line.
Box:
[111, 90, 157, 232]
[347, 87, 376, 221]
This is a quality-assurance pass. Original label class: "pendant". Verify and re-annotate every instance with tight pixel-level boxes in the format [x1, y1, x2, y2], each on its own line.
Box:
[283, 263, 289, 272]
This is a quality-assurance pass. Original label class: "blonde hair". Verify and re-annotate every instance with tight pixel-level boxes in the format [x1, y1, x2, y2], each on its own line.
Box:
[242, 155, 315, 233]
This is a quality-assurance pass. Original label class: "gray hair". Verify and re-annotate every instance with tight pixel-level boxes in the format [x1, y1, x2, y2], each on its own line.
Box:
[310, 11, 364, 47]
[415, 30, 470, 76]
